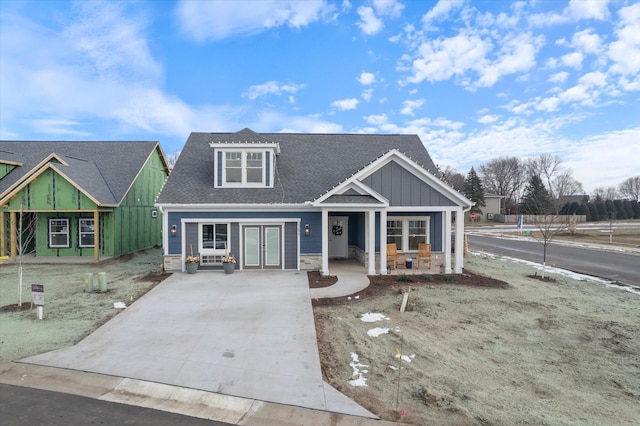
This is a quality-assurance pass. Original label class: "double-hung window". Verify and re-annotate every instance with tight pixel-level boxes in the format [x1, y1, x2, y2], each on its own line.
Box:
[224, 151, 264, 185]
[49, 218, 70, 248]
[79, 218, 95, 248]
[386, 217, 430, 252]
[200, 223, 229, 265]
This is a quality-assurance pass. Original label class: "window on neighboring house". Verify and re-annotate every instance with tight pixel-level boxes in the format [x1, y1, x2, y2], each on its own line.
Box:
[49, 218, 69, 248]
[79, 218, 95, 247]
[224, 151, 264, 185]
[200, 223, 229, 264]
[387, 217, 430, 251]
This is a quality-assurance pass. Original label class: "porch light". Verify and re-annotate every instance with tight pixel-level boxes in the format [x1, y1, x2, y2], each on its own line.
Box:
[304, 224, 310, 236]
[170, 225, 177, 237]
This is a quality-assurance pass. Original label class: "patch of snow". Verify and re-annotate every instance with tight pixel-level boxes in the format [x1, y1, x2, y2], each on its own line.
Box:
[367, 327, 390, 337]
[395, 353, 416, 363]
[113, 302, 126, 309]
[471, 251, 640, 296]
[349, 352, 369, 387]
[389, 365, 398, 371]
[360, 312, 390, 322]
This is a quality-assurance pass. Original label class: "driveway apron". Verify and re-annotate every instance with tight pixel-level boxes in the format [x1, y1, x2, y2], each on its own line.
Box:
[20, 271, 373, 417]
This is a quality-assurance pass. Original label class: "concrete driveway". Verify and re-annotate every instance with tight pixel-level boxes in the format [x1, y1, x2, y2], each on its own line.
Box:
[20, 270, 374, 418]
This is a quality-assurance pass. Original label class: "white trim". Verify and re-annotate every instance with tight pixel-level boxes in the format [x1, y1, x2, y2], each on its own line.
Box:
[78, 218, 95, 248]
[444, 210, 452, 273]
[313, 149, 472, 208]
[197, 222, 231, 257]
[313, 180, 389, 206]
[49, 218, 70, 248]
[181, 218, 300, 224]
[386, 216, 431, 253]
[209, 142, 281, 155]
[156, 204, 311, 211]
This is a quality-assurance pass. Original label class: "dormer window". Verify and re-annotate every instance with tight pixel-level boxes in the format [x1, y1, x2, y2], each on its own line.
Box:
[223, 151, 265, 185]
[212, 140, 279, 188]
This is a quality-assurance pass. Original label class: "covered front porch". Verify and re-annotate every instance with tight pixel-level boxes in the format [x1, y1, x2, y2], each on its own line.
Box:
[318, 206, 465, 276]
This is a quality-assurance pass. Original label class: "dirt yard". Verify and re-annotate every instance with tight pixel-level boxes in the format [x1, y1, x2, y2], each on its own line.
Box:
[0, 248, 168, 362]
[1, 246, 638, 425]
[313, 254, 640, 425]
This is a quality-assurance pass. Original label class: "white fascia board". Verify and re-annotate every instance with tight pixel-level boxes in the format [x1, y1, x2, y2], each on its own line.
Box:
[357, 149, 473, 208]
[312, 174, 389, 206]
[316, 204, 387, 211]
[388, 206, 464, 213]
[155, 203, 314, 212]
[181, 217, 301, 224]
[209, 142, 281, 155]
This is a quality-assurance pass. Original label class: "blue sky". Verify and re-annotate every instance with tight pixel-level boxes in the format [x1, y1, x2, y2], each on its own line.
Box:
[1, 0, 639, 193]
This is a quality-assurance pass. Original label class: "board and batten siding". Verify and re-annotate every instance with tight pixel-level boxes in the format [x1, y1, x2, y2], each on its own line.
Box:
[361, 161, 456, 207]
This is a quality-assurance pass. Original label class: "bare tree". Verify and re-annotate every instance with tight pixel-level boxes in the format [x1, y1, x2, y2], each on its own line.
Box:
[592, 187, 618, 200]
[479, 156, 527, 212]
[164, 151, 181, 170]
[552, 170, 584, 213]
[440, 165, 465, 193]
[619, 176, 640, 202]
[14, 206, 37, 307]
[520, 175, 568, 280]
[527, 154, 584, 213]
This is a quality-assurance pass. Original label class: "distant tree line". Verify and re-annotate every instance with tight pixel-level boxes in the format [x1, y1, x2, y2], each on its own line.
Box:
[440, 155, 639, 221]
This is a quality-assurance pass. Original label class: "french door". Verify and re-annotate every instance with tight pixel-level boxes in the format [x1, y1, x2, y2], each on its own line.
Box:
[243, 225, 282, 269]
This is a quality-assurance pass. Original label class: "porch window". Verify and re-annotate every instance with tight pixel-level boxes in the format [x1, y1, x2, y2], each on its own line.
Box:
[387, 217, 430, 252]
[200, 223, 229, 265]
[224, 151, 264, 185]
[78, 218, 95, 247]
[49, 218, 69, 248]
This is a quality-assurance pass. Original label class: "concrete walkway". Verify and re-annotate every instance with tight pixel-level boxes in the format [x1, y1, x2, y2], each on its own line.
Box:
[19, 270, 375, 419]
[310, 260, 371, 299]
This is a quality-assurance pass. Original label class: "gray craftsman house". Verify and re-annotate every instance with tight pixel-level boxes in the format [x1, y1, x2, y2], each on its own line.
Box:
[156, 129, 472, 275]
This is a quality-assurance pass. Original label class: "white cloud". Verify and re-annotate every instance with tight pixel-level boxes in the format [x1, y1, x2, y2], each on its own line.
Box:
[357, 6, 383, 35]
[400, 98, 424, 116]
[475, 32, 542, 88]
[361, 88, 374, 101]
[358, 71, 376, 85]
[561, 51, 583, 69]
[331, 98, 360, 111]
[403, 31, 492, 84]
[242, 81, 305, 100]
[548, 71, 569, 84]
[564, 127, 640, 192]
[422, 0, 465, 28]
[373, 0, 404, 18]
[608, 3, 640, 76]
[477, 114, 499, 124]
[530, 0, 610, 26]
[571, 29, 603, 55]
[567, 0, 610, 21]
[176, 0, 332, 41]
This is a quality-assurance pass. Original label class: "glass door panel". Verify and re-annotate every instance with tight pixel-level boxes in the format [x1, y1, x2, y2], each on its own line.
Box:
[264, 227, 280, 267]
[244, 227, 260, 267]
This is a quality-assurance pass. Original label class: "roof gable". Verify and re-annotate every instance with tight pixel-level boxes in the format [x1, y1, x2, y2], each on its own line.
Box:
[314, 149, 471, 208]
[157, 131, 445, 206]
[0, 141, 163, 206]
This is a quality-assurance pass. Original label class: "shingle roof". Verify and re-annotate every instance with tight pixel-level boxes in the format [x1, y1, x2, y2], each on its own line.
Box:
[157, 129, 441, 205]
[0, 141, 160, 205]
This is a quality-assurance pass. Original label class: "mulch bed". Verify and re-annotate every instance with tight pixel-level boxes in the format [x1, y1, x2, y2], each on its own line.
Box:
[311, 271, 509, 306]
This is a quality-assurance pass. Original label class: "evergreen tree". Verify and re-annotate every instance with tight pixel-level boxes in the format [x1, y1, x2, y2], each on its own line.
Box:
[520, 175, 552, 215]
[463, 167, 486, 214]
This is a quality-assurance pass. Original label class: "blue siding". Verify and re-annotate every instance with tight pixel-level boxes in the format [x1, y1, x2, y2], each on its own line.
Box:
[217, 151, 223, 186]
[361, 161, 457, 207]
[167, 211, 321, 255]
[266, 151, 271, 187]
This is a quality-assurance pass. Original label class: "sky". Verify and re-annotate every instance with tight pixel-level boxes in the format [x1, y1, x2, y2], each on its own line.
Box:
[1, 0, 639, 194]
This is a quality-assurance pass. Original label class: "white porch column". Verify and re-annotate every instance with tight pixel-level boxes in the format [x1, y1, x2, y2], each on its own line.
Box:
[367, 209, 376, 275]
[321, 209, 329, 276]
[380, 209, 387, 274]
[454, 208, 464, 273]
[443, 209, 452, 273]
